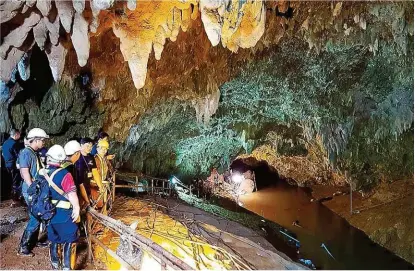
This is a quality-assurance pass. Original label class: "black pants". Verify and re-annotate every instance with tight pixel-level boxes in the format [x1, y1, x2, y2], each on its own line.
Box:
[6, 167, 21, 201]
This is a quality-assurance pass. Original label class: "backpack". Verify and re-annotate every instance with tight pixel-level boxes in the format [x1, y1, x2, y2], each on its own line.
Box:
[27, 168, 64, 222]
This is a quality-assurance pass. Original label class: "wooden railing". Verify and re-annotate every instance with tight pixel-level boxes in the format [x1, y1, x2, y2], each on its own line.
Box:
[115, 172, 173, 196]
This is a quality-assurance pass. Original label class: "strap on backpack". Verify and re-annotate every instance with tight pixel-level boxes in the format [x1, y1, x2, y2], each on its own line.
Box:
[44, 168, 67, 199]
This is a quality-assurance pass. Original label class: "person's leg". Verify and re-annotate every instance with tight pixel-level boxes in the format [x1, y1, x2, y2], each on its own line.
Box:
[18, 212, 40, 256]
[49, 243, 61, 269]
[62, 243, 76, 270]
[8, 167, 21, 203]
[18, 183, 41, 255]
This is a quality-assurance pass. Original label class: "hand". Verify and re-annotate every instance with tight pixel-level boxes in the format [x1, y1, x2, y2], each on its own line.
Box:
[107, 154, 115, 160]
[71, 206, 80, 223]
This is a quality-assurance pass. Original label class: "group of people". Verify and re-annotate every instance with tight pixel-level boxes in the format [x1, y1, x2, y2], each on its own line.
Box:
[1, 127, 114, 270]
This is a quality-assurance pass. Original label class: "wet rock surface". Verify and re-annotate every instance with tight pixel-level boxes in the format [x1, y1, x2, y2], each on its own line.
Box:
[312, 180, 414, 264]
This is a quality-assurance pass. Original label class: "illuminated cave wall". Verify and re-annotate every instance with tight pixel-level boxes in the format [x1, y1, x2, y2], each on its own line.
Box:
[1, 1, 413, 187]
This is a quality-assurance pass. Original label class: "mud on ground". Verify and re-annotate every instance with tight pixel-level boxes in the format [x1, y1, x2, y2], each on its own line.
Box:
[0, 200, 99, 270]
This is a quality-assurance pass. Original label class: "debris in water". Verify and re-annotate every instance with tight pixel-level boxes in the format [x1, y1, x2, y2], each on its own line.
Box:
[279, 230, 300, 243]
[321, 243, 335, 260]
[292, 220, 302, 228]
[299, 258, 316, 269]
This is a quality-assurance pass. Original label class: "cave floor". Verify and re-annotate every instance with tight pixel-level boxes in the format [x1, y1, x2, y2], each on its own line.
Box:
[94, 195, 305, 270]
[311, 180, 414, 264]
[0, 200, 102, 270]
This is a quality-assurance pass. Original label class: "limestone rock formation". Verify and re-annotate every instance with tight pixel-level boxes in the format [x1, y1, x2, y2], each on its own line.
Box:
[46, 43, 67, 82]
[0, 0, 267, 89]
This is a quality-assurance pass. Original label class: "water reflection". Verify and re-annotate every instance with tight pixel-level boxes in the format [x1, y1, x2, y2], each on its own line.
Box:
[238, 182, 413, 270]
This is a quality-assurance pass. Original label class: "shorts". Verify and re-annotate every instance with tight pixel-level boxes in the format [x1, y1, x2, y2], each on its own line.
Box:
[48, 221, 79, 243]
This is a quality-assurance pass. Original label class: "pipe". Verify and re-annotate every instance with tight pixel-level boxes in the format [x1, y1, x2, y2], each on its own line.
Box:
[279, 230, 300, 243]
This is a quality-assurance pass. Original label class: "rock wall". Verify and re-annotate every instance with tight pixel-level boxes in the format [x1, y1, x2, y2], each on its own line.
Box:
[0, 1, 413, 188]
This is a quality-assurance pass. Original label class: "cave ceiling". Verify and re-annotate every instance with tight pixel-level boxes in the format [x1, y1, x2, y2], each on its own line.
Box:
[0, 0, 413, 184]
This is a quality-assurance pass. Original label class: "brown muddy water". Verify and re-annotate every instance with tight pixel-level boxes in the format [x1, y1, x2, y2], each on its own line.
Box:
[229, 181, 414, 270]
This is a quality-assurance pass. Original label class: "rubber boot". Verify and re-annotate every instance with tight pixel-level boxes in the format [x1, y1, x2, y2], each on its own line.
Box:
[49, 243, 61, 269]
[62, 243, 76, 270]
[18, 229, 34, 257]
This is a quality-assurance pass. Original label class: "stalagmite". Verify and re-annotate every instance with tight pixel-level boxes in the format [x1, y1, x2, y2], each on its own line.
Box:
[71, 12, 90, 67]
[46, 43, 67, 82]
[55, 0, 74, 33]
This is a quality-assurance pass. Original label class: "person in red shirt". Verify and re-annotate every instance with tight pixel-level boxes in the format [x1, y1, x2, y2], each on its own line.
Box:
[42, 145, 80, 270]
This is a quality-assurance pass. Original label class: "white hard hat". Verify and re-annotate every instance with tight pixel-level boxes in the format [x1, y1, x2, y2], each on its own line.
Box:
[46, 145, 66, 162]
[27, 128, 49, 139]
[64, 140, 81, 156]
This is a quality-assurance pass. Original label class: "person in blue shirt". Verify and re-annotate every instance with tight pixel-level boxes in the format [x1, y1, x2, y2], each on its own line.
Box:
[17, 128, 49, 256]
[1, 129, 22, 204]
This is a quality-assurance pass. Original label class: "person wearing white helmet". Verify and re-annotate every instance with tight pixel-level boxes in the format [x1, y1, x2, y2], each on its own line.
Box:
[44, 145, 80, 270]
[63, 140, 81, 167]
[63, 140, 90, 209]
[17, 127, 49, 257]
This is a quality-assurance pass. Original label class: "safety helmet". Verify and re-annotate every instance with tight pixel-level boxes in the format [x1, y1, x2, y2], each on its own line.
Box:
[27, 128, 49, 139]
[97, 139, 109, 149]
[46, 145, 66, 162]
[64, 140, 81, 156]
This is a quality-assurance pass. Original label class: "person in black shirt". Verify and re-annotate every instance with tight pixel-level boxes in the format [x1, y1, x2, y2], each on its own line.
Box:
[74, 138, 96, 206]
[1, 129, 22, 204]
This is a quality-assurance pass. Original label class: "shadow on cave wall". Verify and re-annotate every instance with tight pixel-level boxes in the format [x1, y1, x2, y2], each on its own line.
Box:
[8, 45, 53, 134]
[7, 45, 103, 140]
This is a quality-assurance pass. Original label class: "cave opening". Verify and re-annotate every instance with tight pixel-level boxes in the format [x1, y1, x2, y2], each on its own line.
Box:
[12, 45, 54, 106]
[230, 157, 286, 190]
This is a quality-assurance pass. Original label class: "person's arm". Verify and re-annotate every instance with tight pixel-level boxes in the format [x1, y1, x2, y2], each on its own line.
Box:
[67, 191, 80, 222]
[20, 167, 33, 186]
[19, 151, 33, 186]
[92, 157, 103, 189]
[61, 173, 80, 222]
[79, 184, 90, 207]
